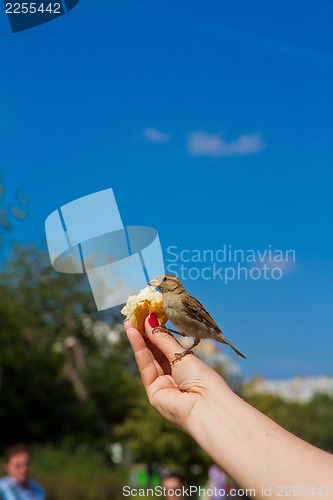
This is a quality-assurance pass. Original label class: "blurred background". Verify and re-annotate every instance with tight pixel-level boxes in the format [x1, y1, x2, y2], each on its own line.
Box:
[0, 0, 332, 498]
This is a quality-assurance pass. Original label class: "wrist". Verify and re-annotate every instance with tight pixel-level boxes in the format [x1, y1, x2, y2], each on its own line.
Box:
[187, 375, 236, 440]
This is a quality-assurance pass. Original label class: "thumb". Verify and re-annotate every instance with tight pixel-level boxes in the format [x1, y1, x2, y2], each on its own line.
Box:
[144, 313, 185, 365]
[144, 313, 213, 389]
[145, 313, 222, 393]
[145, 313, 220, 393]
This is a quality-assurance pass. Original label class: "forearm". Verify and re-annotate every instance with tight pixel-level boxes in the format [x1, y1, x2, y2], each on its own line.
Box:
[188, 379, 333, 499]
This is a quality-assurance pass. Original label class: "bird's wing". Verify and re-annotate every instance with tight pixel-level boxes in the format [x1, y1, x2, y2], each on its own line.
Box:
[181, 293, 220, 330]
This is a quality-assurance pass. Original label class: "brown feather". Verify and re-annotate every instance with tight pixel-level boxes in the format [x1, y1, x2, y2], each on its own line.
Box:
[181, 293, 221, 331]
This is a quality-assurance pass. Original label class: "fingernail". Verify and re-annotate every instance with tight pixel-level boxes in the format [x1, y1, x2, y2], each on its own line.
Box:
[148, 312, 159, 328]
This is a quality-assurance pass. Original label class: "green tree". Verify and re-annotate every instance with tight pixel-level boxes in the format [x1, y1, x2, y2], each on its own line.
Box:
[0, 179, 27, 251]
[245, 391, 333, 452]
[0, 244, 140, 449]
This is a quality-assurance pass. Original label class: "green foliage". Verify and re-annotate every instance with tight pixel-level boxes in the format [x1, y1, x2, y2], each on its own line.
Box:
[0, 244, 140, 448]
[0, 180, 27, 250]
[245, 392, 333, 452]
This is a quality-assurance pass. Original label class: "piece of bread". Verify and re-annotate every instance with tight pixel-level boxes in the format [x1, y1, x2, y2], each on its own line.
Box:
[121, 286, 167, 335]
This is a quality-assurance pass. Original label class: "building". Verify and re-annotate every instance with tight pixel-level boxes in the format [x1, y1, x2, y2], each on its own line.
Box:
[245, 376, 333, 402]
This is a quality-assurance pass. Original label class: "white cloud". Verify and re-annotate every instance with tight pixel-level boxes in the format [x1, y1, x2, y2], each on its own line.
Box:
[250, 257, 296, 275]
[143, 128, 171, 143]
[187, 130, 265, 158]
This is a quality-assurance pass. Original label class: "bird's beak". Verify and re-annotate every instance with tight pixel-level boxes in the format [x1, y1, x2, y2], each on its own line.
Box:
[148, 278, 161, 287]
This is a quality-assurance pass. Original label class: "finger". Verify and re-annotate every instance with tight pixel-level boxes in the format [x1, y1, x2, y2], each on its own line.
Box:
[144, 337, 172, 376]
[144, 316, 216, 388]
[124, 319, 170, 374]
[144, 315, 187, 364]
[124, 321, 166, 389]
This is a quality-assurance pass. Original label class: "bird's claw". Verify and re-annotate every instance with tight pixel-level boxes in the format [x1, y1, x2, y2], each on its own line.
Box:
[152, 326, 169, 335]
[171, 350, 194, 364]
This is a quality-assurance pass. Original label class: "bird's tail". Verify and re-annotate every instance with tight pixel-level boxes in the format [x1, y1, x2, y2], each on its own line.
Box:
[215, 333, 247, 359]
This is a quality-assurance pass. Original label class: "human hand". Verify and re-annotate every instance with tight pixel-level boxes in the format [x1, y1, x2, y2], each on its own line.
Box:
[124, 313, 232, 436]
[125, 315, 333, 499]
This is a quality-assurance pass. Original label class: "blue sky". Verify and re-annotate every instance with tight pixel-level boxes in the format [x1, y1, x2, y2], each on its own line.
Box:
[0, 0, 332, 380]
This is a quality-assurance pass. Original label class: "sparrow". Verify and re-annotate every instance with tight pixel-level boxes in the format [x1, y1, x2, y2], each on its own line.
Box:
[148, 274, 247, 363]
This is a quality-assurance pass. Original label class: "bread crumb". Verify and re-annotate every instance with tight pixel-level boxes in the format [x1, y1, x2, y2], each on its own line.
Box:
[121, 286, 167, 335]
